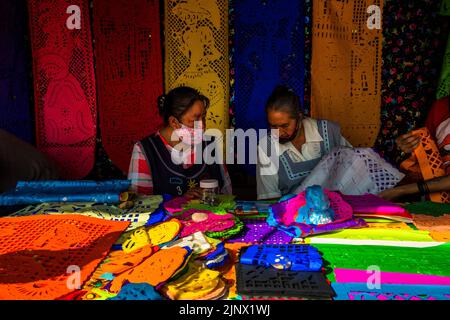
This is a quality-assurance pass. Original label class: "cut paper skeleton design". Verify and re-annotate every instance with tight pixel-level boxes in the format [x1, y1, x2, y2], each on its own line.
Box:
[36, 1, 94, 146]
[31, 0, 96, 178]
[170, 0, 226, 131]
[39, 53, 93, 145]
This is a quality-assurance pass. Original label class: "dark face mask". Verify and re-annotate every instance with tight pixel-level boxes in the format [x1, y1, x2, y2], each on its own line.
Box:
[279, 118, 301, 144]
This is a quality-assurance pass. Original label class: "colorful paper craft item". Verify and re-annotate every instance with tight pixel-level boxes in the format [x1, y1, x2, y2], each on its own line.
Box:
[92, 0, 163, 173]
[164, 197, 190, 215]
[80, 246, 156, 300]
[430, 231, 450, 242]
[130, 195, 165, 214]
[81, 288, 117, 300]
[161, 262, 225, 300]
[268, 189, 366, 238]
[203, 242, 226, 260]
[233, 0, 306, 176]
[367, 222, 412, 230]
[205, 250, 229, 269]
[403, 202, 450, 216]
[182, 195, 237, 215]
[165, 195, 236, 216]
[310, 228, 434, 242]
[9, 196, 163, 232]
[313, 243, 450, 277]
[334, 268, 450, 286]
[108, 283, 163, 301]
[233, 201, 276, 218]
[95, 246, 155, 275]
[222, 242, 251, 299]
[310, 0, 383, 147]
[341, 194, 413, 223]
[240, 245, 323, 272]
[236, 263, 334, 299]
[363, 218, 402, 223]
[307, 239, 442, 248]
[307, 238, 442, 248]
[164, 0, 229, 135]
[27, 0, 97, 179]
[413, 214, 450, 232]
[227, 218, 294, 245]
[177, 209, 238, 238]
[121, 219, 182, 253]
[57, 290, 88, 300]
[201, 242, 230, 269]
[205, 219, 245, 239]
[0, 215, 129, 299]
[332, 283, 450, 300]
[401, 128, 450, 203]
[109, 247, 191, 293]
[11, 195, 163, 216]
[15, 180, 131, 193]
[162, 232, 212, 255]
[0, 192, 121, 206]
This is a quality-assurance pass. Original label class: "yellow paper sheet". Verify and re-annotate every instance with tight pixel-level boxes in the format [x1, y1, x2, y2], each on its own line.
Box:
[164, 0, 229, 135]
[430, 231, 450, 242]
[367, 222, 413, 230]
[310, 228, 433, 242]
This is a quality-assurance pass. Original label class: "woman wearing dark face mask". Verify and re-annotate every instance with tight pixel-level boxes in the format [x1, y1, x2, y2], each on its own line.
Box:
[128, 86, 232, 198]
[256, 85, 352, 200]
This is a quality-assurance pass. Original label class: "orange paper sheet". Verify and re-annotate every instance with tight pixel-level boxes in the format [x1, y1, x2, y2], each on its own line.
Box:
[0, 215, 129, 300]
[413, 214, 450, 233]
[429, 231, 450, 242]
[311, 0, 383, 147]
[222, 242, 251, 299]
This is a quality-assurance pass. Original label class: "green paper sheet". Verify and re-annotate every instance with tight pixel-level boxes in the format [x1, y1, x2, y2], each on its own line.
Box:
[363, 218, 403, 223]
[403, 202, 450, 216]
[183, 195, 236, 214]
[206, 218, 245, 239]
[436, 34, 450, 99]
[313, 243, 450, 277]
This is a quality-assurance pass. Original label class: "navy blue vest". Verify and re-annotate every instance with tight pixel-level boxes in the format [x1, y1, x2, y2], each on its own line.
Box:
[140, 134, 224, 196]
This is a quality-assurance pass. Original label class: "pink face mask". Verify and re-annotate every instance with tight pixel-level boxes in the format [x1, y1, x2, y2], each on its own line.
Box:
[174, 122, 204, 146]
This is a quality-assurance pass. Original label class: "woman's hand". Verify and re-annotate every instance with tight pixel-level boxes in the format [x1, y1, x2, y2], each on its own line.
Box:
[396, 132, 421, 154]
[378, 187, 405, 202]
[184, 187, 203, 200]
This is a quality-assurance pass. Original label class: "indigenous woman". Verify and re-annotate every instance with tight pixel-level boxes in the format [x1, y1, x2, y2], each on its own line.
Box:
[128, 86, 232, 198]
[256, 85, 351, 200]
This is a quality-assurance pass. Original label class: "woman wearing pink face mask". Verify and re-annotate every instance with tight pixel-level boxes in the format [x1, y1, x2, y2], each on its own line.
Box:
[128, 86, 232, 198]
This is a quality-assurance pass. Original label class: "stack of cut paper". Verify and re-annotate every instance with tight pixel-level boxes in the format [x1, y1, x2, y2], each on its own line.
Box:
[233, 200, 277, 218]
[341, 193, 413, 223]
[236, 245, 335, 299]
[305, 227, 439, 247]
[313, 242, 450, 300]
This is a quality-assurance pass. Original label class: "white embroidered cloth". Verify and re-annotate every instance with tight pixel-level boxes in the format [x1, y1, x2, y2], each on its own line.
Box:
[295, 147, 405, 195]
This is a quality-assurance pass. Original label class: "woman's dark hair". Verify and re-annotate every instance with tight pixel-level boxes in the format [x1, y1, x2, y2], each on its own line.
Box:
[265, 85, 302, 119]
[158, 86, 210, 125]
